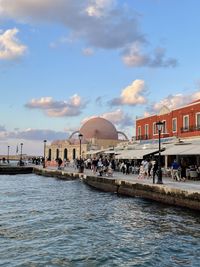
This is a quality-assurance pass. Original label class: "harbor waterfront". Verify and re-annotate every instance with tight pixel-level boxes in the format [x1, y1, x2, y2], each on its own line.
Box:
[34, 166, 200, 211]
[0, 165, 200, 211]
[0, 173, 200, 267]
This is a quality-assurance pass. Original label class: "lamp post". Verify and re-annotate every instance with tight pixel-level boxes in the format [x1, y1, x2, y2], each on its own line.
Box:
[7, 145, 10, 163]
[19, 143, 23, 166]
[78, 133, 83, 173]
[156, 121, 164, 184]
[78, 133, 83, 159]
[43, 140, 47, 168]
[20, 143, 23, 161]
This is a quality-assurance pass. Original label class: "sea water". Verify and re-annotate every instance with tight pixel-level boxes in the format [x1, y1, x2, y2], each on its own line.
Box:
[0, 174, 199, 266]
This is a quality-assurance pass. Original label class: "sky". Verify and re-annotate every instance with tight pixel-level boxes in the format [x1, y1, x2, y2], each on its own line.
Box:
[0, 0, 200, 156]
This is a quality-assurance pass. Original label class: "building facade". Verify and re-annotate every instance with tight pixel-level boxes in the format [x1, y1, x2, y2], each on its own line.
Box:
[45, 117, 128, 164]
[136, 99, 200, 141]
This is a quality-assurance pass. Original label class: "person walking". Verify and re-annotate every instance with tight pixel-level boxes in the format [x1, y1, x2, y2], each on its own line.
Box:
[171, 159, 180, 181]
[152, 159, 158, 184]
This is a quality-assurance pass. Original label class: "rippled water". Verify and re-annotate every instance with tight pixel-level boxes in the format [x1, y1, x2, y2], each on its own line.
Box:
[0, 174, 199, 267]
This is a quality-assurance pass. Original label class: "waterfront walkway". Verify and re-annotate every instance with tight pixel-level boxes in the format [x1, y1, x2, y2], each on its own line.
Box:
[43, 165, 200, 193]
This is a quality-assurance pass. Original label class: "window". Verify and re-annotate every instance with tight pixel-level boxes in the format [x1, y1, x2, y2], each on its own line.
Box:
[196, 113, 200, 129]
[48, 149, 52, 160]
[162, 120, 166, 133]
[64, 148, 68, 160]
[153, 122, 157, 135]
[183, 115, 189, 130]
[145, 124, 149, 138]
[138, 126, 141, 139]
[73, 148, 76, 159]
[56, 149, 59, 159]
[172, 118, 177, 132]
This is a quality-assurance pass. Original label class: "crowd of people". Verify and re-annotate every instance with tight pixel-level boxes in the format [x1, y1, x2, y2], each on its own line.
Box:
[45, 155, 200, 182]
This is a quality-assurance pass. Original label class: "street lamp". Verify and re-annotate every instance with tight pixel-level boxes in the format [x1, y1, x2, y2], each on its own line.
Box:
[78, 133, 84, 173]
[7, 145, 10, 163]
[43, 140, 47, 168]
[78, 133, 83, 159]
[156, 121, 164, 184]
[20, 143, 23, 161]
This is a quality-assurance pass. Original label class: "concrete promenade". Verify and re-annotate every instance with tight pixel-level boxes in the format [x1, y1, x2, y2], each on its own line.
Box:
[43, 165, 200, 194]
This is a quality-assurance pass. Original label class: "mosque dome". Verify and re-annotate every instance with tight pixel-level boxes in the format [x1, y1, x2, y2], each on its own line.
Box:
[80, 117, 118, 140]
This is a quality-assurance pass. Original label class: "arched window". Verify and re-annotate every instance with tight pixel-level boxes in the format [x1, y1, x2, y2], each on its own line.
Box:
[56, 149, 59, 160]
[64, 148, 68, 160]
[73, 148, 76, 160]
[48, 149, 51, 160]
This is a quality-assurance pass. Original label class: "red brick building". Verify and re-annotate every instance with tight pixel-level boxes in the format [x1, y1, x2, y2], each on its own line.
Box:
[136, 99, 200, 141]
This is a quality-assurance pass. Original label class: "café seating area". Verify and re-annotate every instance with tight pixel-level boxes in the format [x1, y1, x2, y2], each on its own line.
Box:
[162, 166, 200, 180]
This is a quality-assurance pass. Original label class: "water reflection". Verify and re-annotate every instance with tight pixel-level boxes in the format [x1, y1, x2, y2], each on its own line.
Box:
[0, 174, 199, 266]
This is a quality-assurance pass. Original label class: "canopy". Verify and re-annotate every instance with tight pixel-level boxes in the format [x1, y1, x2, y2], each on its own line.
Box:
[115, 148, 158, 160]
[161, 144, 200, 156]
[86, 149, 106, 155]
[86, 148, 115, 155]
[103, 150, 116, 154]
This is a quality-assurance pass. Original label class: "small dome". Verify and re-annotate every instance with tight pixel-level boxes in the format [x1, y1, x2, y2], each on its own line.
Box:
[80, 117, 118, 140]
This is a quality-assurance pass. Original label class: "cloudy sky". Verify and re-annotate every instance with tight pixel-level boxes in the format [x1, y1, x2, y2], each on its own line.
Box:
[0, 0, 200, 155]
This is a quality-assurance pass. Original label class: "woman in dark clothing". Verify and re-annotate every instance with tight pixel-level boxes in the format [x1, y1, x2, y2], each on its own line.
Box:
[180, 159, 187, 181]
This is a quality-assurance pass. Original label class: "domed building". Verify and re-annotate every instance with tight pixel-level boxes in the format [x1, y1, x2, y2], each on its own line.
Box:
[80, 117, 118, 140]
[45, 117, 128, 163]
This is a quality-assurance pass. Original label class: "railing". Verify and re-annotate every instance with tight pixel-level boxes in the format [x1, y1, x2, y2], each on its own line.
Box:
[181, 125, 200, 133]
[135, 132, 169, 141]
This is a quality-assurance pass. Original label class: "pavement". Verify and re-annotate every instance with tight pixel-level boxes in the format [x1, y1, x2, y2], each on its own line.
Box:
[43, 165, 200, 194]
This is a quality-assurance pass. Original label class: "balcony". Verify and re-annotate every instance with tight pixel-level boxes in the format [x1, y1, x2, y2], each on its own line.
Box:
[180, 125, 200, 133]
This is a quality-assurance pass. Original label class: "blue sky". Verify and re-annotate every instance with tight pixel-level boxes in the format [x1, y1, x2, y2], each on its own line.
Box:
[0, 0, 200, 155]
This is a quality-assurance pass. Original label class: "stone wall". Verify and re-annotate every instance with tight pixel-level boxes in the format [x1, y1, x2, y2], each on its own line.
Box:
[31, 168, 200, 211]
[83, 176, 200, 211]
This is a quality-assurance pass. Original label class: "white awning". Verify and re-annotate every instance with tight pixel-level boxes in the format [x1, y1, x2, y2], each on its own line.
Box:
[103, 150, 116, 154]
[86, 149, 117, 155]
[86, 149, 106, 155]
[115, 148, 158, 160]
[161, 144, 200, 156]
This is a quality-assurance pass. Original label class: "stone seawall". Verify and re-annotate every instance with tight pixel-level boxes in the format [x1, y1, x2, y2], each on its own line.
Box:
[0, 166, 33, 175]
[33, 168, 81, 180]
[83, 176, 200, 211]
[3, 166, 199, 211]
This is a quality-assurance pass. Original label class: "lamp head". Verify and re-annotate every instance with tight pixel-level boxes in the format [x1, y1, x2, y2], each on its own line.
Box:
[78, 133, 83, 140]
[156, 121, 164, 131]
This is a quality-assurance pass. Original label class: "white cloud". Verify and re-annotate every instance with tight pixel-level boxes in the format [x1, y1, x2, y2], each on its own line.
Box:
[82, 109, 133, 129]
[25, 94, 87, 117]
[0, 0, 177, 68]
[147, 91, 200, 114]
[6, 128, 67, 141]
[102, 109, 133, 127]
[0, 0, 143, 49]
[121, 80, 147, 105]
[122, 43, 149, 67]
[110, 79, 147, 106]
[122, 44, 177, 68]
[0, 28, 27, 60]
[86, 0, 115, 17]
[0, 127, 70, 155]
